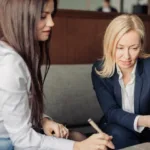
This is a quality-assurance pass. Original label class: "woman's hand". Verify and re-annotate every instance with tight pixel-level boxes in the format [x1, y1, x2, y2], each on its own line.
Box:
[74, 132, 115, 150]
[137, 115, 150, 128]
[42, 118, 69, 138]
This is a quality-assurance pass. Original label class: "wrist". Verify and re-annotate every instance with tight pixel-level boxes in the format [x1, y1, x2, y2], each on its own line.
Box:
[138, 115, 150, 128]
[42, 117, 50, 127]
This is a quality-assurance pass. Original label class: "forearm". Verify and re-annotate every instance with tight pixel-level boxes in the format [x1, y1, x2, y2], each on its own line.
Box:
[106, 108, 137, 131]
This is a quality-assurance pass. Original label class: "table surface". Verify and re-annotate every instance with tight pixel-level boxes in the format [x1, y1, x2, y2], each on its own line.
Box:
[121, 142, 150, 150]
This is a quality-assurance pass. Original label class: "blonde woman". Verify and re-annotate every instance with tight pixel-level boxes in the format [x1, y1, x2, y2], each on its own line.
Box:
[92, 14, 150, 149]
[0, 0, 115, 150]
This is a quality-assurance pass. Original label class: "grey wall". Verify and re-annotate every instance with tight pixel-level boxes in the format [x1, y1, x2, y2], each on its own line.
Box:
[58, 0, 120, 12]
[58, 0, 148, 13]
[124, 0, 148, 13]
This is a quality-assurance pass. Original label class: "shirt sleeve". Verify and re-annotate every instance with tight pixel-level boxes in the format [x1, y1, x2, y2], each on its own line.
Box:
[43, 114, 52, 120]
[0, 57, 74, 150]
[134, 116, 145, 133]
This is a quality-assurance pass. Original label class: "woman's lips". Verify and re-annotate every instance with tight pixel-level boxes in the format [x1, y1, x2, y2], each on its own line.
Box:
[43, 30, 50, 33]
[42, 30, 50, 35]
[121, 60, 131, 65]
[43, 30, 50, 32]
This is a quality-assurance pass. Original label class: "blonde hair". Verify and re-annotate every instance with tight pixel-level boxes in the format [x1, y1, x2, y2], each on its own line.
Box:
[97, 14, 150, 78]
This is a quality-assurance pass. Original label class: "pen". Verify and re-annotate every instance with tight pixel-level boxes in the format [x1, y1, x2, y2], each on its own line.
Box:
[88, 118, 102, 133]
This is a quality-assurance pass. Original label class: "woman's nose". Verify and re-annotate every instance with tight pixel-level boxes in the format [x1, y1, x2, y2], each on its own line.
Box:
[46, 15, 54, 27]
[123, 49, 130, 59]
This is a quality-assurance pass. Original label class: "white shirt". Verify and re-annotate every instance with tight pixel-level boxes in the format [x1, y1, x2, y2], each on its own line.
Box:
[102, 7, 111, 13]
[116, 64, 144, 133]
[0, 41, 74, 150]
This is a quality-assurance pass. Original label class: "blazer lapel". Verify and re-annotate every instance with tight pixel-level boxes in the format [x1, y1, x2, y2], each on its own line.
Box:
[134, 59, 143, 114]
[113, 71, 122, 107]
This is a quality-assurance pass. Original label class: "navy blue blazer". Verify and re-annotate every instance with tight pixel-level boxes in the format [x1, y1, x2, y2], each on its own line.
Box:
[91, 58, 150, 132]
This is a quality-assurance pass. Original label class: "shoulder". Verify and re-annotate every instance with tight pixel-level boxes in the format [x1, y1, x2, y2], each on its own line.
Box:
[0, 42, 30, 92]
[142, 57, 150, 64]
[143, 57, 150, 72]
[92, 59, 104, 71]
[92, 59, 105, 81]
[139, 57, 150, 69]
[136, 58, 150, 77]
[111, 7, 117, 12]
[97, 7, 102, 11]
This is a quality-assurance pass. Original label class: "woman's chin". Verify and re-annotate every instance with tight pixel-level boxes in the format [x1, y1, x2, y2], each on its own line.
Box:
[38, 36, 49, 41]
[119, 64, 133, 70]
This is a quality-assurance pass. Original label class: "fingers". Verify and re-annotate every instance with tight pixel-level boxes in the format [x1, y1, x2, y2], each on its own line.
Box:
[63, 126, 69, 139]
[92, 132, 112, 141]
[97, 139, 115, 149]
[43, 120, 69, 138]
[106, 141, 115, 149]
[97, 145, 107, 150]
[99, 132, 113, 141]
[90, 133, 115, 149]
[53, 124, 60, 138]
[53, 124, 69, 138]
[58, 124, 69, 138]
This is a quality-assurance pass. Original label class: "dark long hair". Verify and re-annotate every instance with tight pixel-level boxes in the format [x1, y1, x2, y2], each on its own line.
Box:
[0, 0, 57, 129]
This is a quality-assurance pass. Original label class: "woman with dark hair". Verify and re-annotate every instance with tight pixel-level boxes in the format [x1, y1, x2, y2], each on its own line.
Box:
[0, 0, 114, 150]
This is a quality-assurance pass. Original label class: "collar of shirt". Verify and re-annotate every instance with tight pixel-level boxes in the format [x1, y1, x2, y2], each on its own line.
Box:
[116, 62, 137, 84]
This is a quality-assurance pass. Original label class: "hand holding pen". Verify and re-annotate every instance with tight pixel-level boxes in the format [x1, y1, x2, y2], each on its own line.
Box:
[87, 118, 115, 150]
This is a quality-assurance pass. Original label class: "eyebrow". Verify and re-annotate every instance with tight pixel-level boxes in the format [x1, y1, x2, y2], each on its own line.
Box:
[117, 44, 140, 47]
[42, 11, 50, 14]
[42, 10, 54, 14]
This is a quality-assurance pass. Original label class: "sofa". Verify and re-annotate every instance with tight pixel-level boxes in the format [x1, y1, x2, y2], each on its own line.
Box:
[42, 64, 103, 135]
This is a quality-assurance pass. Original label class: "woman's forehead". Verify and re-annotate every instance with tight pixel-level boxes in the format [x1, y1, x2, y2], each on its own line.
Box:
[43, 0, 54, 12]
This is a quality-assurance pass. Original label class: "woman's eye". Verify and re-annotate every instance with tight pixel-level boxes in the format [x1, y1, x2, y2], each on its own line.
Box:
[131, 47, 138, 50]
[41, 14, 47, 19]
[117, 47, 123, 50]
[41, 16, 46, 19]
